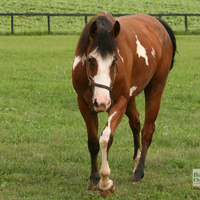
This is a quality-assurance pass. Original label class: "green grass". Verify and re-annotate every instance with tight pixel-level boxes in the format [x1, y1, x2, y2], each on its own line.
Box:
[0, 0, 200, 34]
[0, 35, 200, 199]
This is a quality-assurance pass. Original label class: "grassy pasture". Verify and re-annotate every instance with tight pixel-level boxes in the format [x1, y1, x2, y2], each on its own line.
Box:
[0, 35, 200, 199]
[0, 0, 200, 34]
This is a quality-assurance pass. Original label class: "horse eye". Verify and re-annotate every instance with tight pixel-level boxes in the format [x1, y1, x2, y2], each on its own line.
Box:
[113, 58, 117, 65]
[88, 58, 93, 65]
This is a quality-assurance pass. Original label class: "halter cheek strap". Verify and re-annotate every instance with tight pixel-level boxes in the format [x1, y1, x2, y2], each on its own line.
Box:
[86, 58, 118, 94]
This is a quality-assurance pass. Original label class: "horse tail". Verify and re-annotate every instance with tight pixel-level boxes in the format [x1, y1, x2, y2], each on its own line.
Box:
[157, 18, 177, 70]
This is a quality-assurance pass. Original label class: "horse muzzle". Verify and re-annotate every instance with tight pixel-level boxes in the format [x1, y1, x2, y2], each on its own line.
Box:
[93, 98, 111, 112]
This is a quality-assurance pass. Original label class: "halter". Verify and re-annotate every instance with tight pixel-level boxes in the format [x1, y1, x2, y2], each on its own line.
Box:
[86, 57, 118, 94]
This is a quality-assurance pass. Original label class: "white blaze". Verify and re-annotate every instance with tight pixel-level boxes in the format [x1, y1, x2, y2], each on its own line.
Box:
[134, 32, 149, 66]
[130, 86, 137, 96]
[89, 50, 113, 106]
[93, 56, 111, 89]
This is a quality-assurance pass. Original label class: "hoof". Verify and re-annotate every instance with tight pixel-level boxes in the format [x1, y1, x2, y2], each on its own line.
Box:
[99, 185, 115, 197]
[99, 180, 115, 197]
[132, 169, 144, 184]
[85, 182, 99, 194]
[85, 189, 98, 194]
[131, 178, 141, 185]
[132, 173, 144, 185]
[131, 180, 138, 185]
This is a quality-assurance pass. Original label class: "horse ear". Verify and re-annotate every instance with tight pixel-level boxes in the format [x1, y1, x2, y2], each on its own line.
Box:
[109, 21, 120, 39]
[90, 21, 98, 39]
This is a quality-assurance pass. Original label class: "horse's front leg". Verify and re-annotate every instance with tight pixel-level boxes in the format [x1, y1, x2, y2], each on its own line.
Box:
[98, 97, 127, 197]
[77, 96, 100, 192]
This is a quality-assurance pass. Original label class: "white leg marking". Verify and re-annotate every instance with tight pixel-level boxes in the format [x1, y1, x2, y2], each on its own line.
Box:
[117, 49, 124, 63]
[99, 111, 117, 190]
[100, 111, 117, 143]
[72, 54, 86, 70]
[151, 47, 155, 57]
[134, 32, 149, 66]
[129, 86, 137, 97]
[133, 149, 141, 174]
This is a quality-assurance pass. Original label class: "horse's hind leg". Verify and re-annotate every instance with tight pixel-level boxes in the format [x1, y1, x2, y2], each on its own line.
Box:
[132, 73, 169, 183]
[126, 98, 141, 175]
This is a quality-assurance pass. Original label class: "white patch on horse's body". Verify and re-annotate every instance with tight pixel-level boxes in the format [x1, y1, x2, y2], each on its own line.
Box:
[99, 111, 117, 188]
[129, 86, 137, 96]
[133, 149, 141, 174]
[151, 47, 155, 57]
[134, 32, 149, 66]
[117, 49, 124, 63]
[72, 54, 86, 70]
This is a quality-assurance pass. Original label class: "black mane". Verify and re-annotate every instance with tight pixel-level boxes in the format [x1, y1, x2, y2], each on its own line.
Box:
[77, 14, 118, 58]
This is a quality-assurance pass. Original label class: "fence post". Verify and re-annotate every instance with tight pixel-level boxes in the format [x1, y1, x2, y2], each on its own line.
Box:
[11, 14, 14, 34]
[185, 15, 188, 31]
[47, 15, 50, 34]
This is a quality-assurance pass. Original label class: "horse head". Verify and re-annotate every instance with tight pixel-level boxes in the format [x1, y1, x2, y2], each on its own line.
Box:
[86, 19, 120, 112]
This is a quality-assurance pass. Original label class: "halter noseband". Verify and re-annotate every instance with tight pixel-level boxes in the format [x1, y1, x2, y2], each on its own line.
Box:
[86, 57, 118, 94]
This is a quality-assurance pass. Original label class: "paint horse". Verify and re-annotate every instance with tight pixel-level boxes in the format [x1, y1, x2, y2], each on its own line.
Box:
[72, 11, 176, 197]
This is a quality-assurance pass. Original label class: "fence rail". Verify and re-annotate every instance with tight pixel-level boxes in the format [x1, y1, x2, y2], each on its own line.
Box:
[1, 13, 200, 34]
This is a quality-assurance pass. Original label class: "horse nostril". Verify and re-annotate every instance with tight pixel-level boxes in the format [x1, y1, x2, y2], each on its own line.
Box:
[94, 99, 99, 108]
